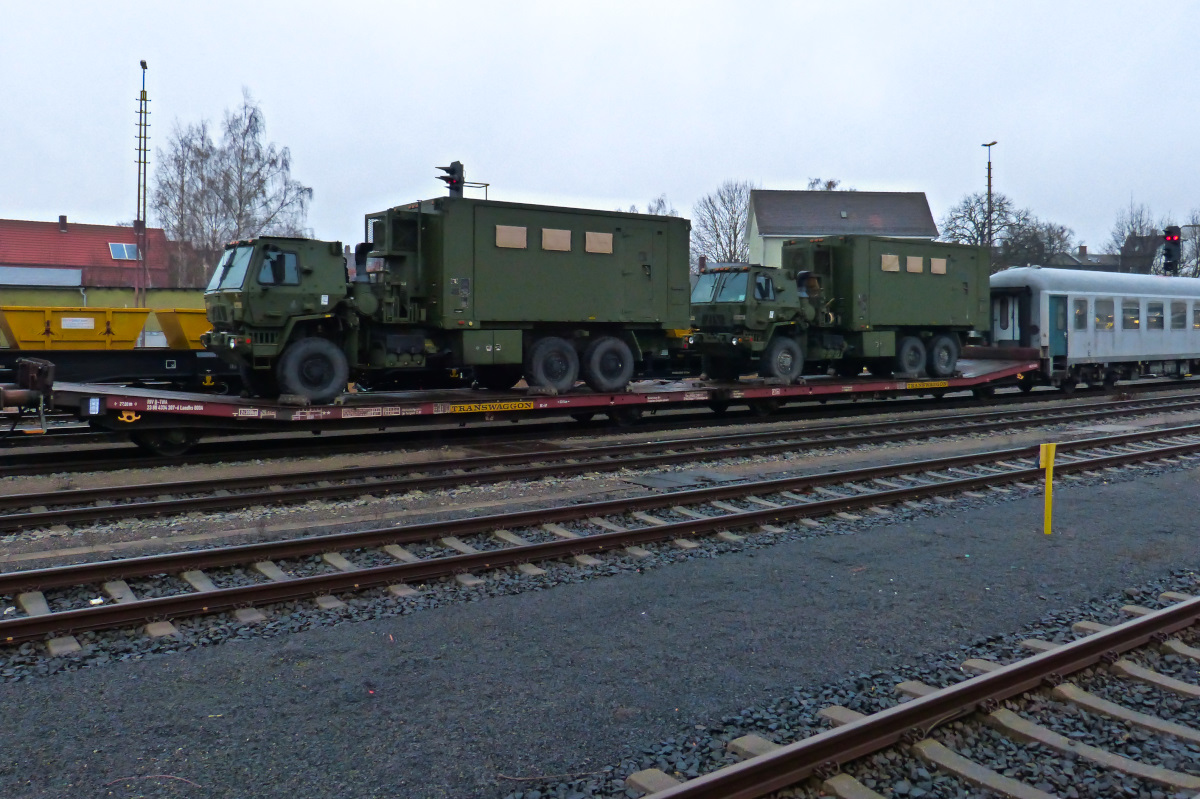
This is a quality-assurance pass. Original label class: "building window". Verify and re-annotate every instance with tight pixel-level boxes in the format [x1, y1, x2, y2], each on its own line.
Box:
[1147, 301, 1165, 330]
[1122, 299, 1140, 330]
[495, 225, 527, 249]
[1073, 299, 1088, 330]
[108, 243, 140, 260]
[1094, 299, 1114, 330]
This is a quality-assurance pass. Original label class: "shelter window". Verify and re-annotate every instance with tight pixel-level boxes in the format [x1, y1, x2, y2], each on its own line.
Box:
[1073, 299, 1088, 330]
[1121, 300, 1140, 330]
[754, 274, 776, 301]
[881, 254, 899, 272]
[585, 232, 613, 254]
[108, 243, 140, 260]
[541, 229, 571, 252]
[257, 250, 300, 286]
[1172, 301, 1187, 329]
[906, 256, 923, 273]
[495, 225, 527, 249]
[1094, 299, 1114, 330]
[1147, 301, 1165, 330]
[715, 272, 748, 302]
[930, 257, 947, 275]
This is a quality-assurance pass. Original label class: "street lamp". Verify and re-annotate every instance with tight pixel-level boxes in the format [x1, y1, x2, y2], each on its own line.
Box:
[981, 141, 997, 254]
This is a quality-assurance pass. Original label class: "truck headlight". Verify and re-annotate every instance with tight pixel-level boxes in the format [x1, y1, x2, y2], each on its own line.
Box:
[229, 338, 236, 349]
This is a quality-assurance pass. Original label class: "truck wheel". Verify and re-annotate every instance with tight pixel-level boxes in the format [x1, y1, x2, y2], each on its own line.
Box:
[474, 365, 523, 391]
[277, 337, 350, 404]
[582, 336, 635, 392]
[524, 336, 579, 393]
[925, 334, 960, 377]
[702, 356, 741, 382]
[894, 336, 926, 375]
[760, 336, 803, 383]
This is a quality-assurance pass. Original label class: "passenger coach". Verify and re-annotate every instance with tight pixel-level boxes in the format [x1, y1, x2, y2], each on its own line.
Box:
[990, 266, 1200, 390]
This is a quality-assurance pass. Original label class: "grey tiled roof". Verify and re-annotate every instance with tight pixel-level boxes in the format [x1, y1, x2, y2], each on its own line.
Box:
[751, 190, 938, 238]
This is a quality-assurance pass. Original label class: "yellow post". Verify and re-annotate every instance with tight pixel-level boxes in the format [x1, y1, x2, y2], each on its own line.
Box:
[1040, 443, 1057, 535]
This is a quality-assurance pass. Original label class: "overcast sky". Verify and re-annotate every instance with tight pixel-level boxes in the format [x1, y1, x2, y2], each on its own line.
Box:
[2, 1, 1197, 254]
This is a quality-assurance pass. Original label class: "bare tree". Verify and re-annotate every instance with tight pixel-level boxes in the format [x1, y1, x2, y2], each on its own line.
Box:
[806, 178, 854, 191]
[1106, 201, 1167, 274]
[1184, 208, 1200, 277]
[938, 191, 1021, 249]
[152, 89, 312, 284]
[691, 179, 755, 266]
[620, 194, 679, 216]
[999, 217, 1076, 267]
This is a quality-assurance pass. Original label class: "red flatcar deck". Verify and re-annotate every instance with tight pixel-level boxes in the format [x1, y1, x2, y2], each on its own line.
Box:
[45, 358, 1038, 436]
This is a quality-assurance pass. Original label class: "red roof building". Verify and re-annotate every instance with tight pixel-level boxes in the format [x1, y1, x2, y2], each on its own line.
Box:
[0, 216, 173, 288]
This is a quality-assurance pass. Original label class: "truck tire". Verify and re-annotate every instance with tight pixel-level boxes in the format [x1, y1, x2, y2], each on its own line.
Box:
[581, 336, 635, 392]
[760, 336, 803, 383]
[894, 336, 926, 376]
[277, 337, 350, 404]
[524, 336, 579, 393]
[474, 365, 523, 391]
[926, 334, 960, 377]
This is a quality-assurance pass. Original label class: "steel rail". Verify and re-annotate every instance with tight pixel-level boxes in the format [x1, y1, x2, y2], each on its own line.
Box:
[5, 394, 1200, 531]
[648, 595, 1200, 799]
[0, 431, 1198, 644]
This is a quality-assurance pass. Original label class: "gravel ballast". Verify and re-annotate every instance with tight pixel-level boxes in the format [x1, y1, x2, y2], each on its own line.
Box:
[2, 464, 1200, 798]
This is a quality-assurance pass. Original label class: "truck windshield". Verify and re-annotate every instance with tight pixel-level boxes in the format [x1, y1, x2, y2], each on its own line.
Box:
[205, 246, 255, 292]
[691, 273, 719, 303]
[715, 272, 748, 302]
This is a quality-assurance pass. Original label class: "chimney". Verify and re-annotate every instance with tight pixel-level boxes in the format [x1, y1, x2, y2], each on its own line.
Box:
[58, 215, 67, 233]
[1078, 244, 1087, 259]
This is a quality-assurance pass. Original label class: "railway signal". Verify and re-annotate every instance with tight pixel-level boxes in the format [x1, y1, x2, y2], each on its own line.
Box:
[1164, 226, 1182, 274]
[437, 161, 464, 197]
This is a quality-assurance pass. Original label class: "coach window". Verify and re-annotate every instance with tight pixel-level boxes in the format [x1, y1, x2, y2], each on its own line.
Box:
[1073, 299, 1088, 330]
[998, 296, 1010, 330]
[1147, 301, 1165, 330]
[1172, 301, 1187, 330]
[1095, 299, 1114, 330]
[1122, 299, 1140, 330]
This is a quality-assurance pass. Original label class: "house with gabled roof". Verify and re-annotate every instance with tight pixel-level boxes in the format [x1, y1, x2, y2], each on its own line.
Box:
[748, 190, 939, 267]
[0, 215, 172, 292]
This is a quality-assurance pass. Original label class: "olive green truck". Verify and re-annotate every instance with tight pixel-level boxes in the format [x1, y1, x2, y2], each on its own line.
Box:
[202, 197, 692, 403]
[689, 236, 990, 381]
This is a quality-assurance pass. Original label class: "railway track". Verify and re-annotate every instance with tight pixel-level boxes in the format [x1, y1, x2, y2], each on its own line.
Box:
[4, 379, 1196, 475]
[1, 425, 1198, 654]
[615, 592, 1200, 799]
[5, 391, 1200, 531]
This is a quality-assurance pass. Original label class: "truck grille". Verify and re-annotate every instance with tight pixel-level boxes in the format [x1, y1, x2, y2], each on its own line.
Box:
[252, 331, 279, 345]
[699, 313, 729, 329]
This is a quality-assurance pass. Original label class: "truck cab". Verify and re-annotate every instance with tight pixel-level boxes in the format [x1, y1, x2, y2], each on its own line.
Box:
[203, 237, 350, 398]
[688, 264, 843, 382]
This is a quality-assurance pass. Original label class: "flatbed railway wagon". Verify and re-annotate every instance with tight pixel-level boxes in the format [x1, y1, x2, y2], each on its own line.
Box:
[42, 355, 1038, 455]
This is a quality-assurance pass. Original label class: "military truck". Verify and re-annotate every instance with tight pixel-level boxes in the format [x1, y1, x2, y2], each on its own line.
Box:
[202, 196, 692, 403]
[689, 236, 990, 381]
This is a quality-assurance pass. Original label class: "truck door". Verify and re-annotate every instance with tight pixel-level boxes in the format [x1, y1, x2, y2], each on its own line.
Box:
[619, 227, 656, 321]
[1048, 294, 1068, 359]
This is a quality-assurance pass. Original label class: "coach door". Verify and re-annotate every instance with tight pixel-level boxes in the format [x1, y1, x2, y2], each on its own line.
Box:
[1048, 295, 1069, 361]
